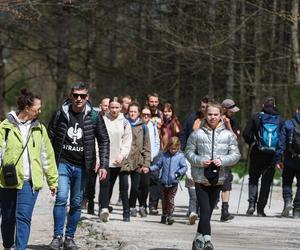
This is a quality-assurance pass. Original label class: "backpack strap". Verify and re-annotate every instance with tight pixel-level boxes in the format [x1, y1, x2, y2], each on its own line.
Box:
[4, 128, 9, 142]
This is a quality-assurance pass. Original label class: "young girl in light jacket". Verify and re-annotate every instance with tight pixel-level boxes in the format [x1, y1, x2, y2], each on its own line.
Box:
[185, 101, 240, 250]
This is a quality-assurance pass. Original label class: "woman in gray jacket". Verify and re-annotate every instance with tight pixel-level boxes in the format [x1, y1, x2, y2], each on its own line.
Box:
[185, 101, 240, 250]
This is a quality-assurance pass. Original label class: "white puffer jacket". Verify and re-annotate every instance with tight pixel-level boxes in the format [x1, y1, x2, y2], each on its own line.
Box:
[185, 121, 240, 186]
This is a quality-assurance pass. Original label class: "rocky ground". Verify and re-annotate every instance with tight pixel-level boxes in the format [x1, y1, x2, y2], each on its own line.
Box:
[1, 180, 300, 250]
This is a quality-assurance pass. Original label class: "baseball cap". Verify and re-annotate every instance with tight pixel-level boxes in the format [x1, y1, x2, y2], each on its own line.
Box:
[222, 99, 240, 112]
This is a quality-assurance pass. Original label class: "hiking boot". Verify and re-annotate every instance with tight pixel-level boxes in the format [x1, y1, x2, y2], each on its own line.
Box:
[149, 207, 159, 215]
[189, 212, 198, 225]
[49, 235, 63, 250]
[130, 208, 137, 217]
[281, 199, 293, 217]
[167, 216, 175, 225]
[139, 207, 147, 217]
[203, 241, 214, 250]
[160, 215, 167, 224]
[64, 237, 78, 250]
[257, 209, 266, 217]
[99, 208, 110, 222]
[293, 209, 300, 219]
[192, 237, 204, 250]
[220, 212, 234, 222]
[221, 204, 234, 222]
[87, 200, 94, 215]
[246, 202, 255, 215]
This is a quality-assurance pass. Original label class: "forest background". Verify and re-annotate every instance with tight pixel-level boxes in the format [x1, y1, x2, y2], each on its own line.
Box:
[1, 0, 300, 157]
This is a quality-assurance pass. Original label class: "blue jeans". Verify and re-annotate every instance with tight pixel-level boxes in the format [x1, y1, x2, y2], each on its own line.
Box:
[0, 180, 39, 250]
[53, 162, 86, 238]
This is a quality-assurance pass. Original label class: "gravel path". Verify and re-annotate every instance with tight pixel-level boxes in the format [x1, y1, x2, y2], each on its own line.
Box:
[1, 181, 300, 250]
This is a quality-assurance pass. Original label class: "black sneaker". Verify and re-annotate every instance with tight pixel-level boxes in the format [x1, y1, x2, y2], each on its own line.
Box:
[49, 236, 63, 250]
[87, 200, 94, 215]
[64, 237, 78, 250]
[192, 238, 204, 250]
[203, 241, 214, 250]
[257, 209, 266, 217]
[139, 207, 147, 217]
[130, 208, 137, 217]
[160, 215, 167, 224]
[167, 216, 175, 225]
[123, 216, 130, 222]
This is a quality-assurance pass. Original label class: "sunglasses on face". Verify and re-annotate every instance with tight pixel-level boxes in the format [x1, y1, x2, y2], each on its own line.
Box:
[142, 113, 151, 117]
[72, 93, 88, 99]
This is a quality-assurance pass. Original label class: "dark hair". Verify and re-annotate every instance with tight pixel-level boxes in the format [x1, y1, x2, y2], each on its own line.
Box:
[71, 81, 88, 93]
[128, 102, 141, 113]
[263, 97, 275, 107]
[17, 88, 40, 111]
[201, 95, 213, 104]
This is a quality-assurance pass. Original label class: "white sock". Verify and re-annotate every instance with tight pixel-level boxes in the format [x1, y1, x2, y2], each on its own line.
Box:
[203, 235, 211, 242]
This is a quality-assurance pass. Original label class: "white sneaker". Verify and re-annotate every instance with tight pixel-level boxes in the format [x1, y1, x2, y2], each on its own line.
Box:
[189, 212, 198, 225]
[100, 208, 110, 222]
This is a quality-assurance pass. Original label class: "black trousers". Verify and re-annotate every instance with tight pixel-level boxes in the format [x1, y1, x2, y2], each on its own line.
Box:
[84, 167, 97, 201]
[148, 170, 161, 209]
[138, 172, 150, 208]
[282, 163, 300, 209]
[248, 147, 275, 210]
[99, 167, 120, 209]
[195, 183, 221, 236]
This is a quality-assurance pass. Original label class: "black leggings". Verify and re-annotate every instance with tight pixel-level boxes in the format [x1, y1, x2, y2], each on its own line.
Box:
[195, 183, 221, 236]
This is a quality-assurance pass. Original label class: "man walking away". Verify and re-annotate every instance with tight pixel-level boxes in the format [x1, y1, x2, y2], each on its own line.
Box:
[275, 104, 300, 218]
[243, 97, 280, 217]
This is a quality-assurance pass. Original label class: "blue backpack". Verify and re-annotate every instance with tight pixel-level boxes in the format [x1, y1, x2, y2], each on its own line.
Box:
[258, 112, 280, 153]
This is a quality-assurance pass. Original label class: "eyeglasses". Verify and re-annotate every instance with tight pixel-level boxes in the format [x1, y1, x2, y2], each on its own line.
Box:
[72, 93, 87, 99]
[142, 113, 151, 117]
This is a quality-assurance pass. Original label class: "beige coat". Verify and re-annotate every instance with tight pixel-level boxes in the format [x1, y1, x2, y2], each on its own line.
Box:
[121, 119, 151, 172]
[103, 113, 132, 168]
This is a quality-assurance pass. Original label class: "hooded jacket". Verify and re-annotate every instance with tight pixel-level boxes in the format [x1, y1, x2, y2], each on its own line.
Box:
[48, 99, 110, 171]
[150, 151, 187, 188]
[0, 112, 58, 190]
[121, 118, 151, 172]
[185, 121, 240, 186]
[275, 113, 300, 167]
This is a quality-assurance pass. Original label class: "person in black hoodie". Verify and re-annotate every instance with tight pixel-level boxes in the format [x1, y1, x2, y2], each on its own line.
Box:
[243, 97, 281, 217]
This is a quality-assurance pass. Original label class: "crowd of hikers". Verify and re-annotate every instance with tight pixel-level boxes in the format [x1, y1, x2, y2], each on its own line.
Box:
[0, 82, 299, 250]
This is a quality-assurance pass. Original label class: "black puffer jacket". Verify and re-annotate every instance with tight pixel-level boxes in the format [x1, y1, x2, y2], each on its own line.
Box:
[48, 100, 110, 171]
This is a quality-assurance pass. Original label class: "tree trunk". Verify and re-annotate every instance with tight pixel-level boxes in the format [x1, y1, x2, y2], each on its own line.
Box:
[225, 0, 237, 98]
[269, 0, 277, 96]
[208, 0, 217, 96]
[56, 5, 70, 104]
[291, 0, 300, 85]
[253, 1, 263, 113]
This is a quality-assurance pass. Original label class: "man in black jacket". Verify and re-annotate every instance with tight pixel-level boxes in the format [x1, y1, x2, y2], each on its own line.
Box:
[48, 82, 110, 250]
[243, 97, 280, 217]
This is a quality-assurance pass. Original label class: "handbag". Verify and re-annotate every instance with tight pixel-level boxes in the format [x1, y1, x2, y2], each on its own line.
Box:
[204, 128, 220, 185]
[2, 129, 31, 186]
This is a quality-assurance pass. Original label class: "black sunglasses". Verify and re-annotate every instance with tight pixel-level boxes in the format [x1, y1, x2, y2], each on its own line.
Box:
[72, 93, 88, 99]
